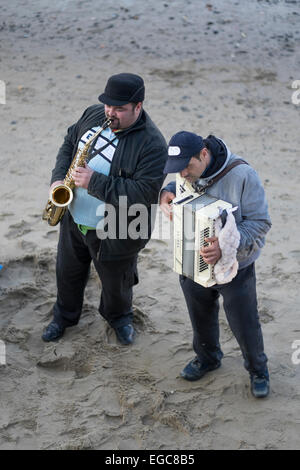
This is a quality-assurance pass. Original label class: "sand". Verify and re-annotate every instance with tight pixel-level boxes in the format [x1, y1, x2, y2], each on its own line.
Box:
[0, 0, 300, 450]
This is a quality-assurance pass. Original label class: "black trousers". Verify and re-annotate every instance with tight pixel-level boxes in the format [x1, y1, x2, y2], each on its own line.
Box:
[179, 263, 268, 376]
[53, 211, 138, 329]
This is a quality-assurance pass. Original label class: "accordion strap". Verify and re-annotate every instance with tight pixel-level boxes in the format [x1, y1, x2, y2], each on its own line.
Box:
[194, 159, 248, 194]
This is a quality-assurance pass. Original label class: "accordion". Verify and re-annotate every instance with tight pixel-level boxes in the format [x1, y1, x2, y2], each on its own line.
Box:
[173, 175, 232, 287]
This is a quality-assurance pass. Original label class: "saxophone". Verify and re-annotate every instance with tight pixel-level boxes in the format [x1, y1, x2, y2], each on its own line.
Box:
[42, 118, 112, 226]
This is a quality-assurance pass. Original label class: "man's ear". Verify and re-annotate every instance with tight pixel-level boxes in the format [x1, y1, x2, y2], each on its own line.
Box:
[199, 148, 205, 161]
[201, 147, 210, 162]
[135, 102, 143, 113]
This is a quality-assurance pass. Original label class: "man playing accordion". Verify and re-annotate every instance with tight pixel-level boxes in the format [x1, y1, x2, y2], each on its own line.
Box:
[160, 131, 271, 399]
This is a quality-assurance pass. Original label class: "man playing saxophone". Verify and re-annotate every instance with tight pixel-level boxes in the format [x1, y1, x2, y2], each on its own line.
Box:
[42, 73, 167, 345]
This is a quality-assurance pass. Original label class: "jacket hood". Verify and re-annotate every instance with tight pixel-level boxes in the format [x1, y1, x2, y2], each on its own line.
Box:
[199, 135, 231, 182]
[200, 135, 231, 181]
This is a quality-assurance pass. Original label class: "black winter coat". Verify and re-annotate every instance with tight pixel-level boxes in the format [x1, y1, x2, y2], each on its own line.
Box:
[51, 104, 168, 260]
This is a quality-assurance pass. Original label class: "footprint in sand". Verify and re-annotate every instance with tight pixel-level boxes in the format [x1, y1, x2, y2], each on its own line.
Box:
[0, 212, 14, 221]
[258, 305, 275, 324]
[19, 240, 37, 252]
[37, 343, 94, 379]
[5, 220, 32, 239]
[1, 326, 30, 344]
[289, 250, 300, 260]
[0, 256, 36, 289]
[44, 230, 59, 240]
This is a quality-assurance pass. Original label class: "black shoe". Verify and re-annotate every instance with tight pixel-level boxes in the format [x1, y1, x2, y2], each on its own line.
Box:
[180, 357, 221, 381]
[42, 320, 65, 342]
[114, 324, 135, 345]
[250, 372, 270, 398]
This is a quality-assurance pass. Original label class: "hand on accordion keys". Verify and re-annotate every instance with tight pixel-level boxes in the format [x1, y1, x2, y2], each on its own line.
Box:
[200, 236, 222, 265]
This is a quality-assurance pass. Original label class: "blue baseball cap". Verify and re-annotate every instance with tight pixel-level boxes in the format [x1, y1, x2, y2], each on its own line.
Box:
[164, 131, 205, 174]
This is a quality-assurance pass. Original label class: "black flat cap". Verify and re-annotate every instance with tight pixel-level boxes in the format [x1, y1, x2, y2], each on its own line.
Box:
[99, 73, 145, 106]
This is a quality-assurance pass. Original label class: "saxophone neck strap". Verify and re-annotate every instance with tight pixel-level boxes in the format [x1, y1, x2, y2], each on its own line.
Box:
[87, 135, 118, 161]
[85, 119, 117, 161]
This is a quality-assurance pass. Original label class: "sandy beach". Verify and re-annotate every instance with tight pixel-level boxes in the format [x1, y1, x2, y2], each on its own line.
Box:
[0, 0, 300, 450]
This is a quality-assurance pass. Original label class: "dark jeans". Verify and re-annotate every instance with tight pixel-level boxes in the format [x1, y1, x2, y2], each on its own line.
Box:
[53, 211, 138, 329]
[179, 263, 268, 376]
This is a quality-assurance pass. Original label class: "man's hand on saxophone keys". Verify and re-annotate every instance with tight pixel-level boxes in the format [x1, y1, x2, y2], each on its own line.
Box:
[72, 163, 94, 189]
[200, 236, 222, 265]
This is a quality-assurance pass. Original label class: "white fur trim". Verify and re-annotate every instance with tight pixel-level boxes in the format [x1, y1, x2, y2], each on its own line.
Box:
[214, 210, 240, 284]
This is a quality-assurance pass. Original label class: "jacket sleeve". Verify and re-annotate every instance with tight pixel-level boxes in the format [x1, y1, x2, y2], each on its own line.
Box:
[50, 107, 92, 185]
[236, 168, 272, 261]
[161, 180, 176, 195]
[87, 146, 168, 206]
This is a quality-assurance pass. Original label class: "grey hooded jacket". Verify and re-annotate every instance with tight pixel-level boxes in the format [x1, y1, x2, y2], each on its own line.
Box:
[163, 140, 271, 269]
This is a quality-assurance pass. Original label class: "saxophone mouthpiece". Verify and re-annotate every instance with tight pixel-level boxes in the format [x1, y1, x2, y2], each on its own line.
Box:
[104, 118, 112, 129]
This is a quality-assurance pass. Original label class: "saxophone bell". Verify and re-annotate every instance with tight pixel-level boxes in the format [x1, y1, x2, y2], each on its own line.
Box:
[50, 184, 73, 207]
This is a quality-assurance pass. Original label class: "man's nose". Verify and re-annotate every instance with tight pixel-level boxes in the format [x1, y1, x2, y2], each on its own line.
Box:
[106, 106, 115, 117]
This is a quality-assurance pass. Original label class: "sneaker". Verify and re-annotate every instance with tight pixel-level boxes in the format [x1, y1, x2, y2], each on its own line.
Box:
[42, 320, 65, 342]
[180, 357, 221, 381]
[250, 372, 270, 398]
[114, 324, 135, 345]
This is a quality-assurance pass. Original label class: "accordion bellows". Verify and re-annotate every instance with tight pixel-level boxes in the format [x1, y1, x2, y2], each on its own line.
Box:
[173, 175, 238, 287]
